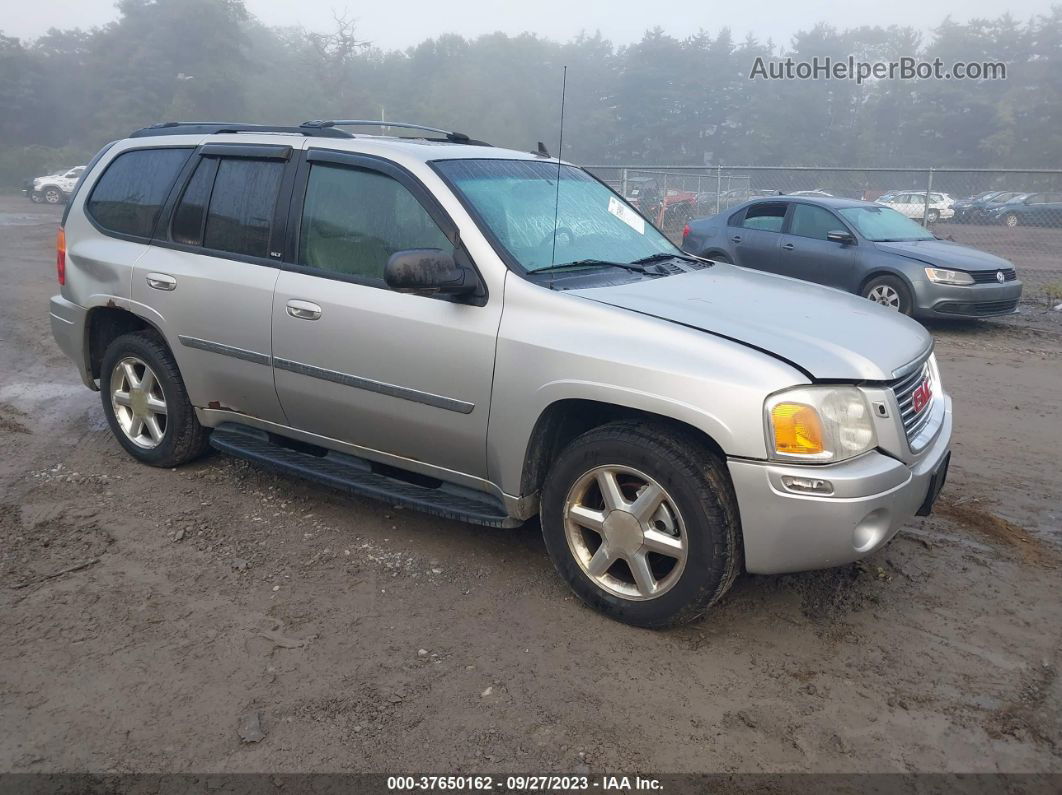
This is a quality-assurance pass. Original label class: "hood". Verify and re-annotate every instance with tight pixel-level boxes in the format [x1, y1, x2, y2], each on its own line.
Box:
[874, 238, 1012, 270]
[570, 264, 930, 381]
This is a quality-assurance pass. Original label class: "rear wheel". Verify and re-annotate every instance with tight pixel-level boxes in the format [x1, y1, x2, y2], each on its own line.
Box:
[541, 421, 742, 628]
[42, 186, 63, 204]
[862, 275, 913, 315]
[926, 209, 940, 223]
[100, 331, 210, 467]
[1003, 212, 1019, 228]
[707, 252, 731, 264]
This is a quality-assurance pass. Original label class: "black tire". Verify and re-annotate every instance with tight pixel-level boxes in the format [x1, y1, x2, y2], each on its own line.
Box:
[862, 274, 913, 315]
[540, 421, 742, 629]
[42, 186, 63, 204]
[707, 252, 731, 264]
[926, 209, 940, 223]
[1003, 212, 1019, 228]
[100, 330, 210, 467]
[29, 191, 43, 204]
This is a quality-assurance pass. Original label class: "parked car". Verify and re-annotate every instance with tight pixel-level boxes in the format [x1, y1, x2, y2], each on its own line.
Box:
[682, 196, 1022, 319]
[26, 165, 86, 204]
[51, 120, 952, 628]
[875, 191, 954, 223]
[985, 192, 1062, 227]
[950, 191, 1023, 223]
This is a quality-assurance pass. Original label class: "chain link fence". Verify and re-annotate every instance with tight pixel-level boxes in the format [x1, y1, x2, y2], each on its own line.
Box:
[584, 165, 1062, 306]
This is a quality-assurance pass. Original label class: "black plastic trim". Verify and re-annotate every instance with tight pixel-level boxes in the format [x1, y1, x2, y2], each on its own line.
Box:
[199, 143, 292, 160]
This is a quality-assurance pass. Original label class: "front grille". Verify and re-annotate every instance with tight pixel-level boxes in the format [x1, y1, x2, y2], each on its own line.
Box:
[936, 298, 1019, 316]
[888, 360, 934, 443]
[970, 268, 1017, 283]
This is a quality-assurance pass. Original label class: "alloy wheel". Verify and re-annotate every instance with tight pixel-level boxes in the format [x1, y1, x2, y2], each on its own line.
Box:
[866, 284, 901, 310]
[110, 356, 168, 449]
[563, 465, 688, 601]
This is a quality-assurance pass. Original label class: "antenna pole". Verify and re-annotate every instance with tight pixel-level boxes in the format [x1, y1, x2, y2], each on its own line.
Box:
[549, 66, 568, 268]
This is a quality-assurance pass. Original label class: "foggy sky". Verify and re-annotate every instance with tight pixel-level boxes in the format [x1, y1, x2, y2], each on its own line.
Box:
[1, 0, 1055, 48]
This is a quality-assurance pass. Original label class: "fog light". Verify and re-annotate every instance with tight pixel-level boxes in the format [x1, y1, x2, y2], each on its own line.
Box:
[781, 475, 834, 495]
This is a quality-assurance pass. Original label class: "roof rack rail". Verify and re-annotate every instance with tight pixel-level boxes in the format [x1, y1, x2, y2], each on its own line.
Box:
[300, 119, 490, 146]
[129, 122, 354, 139]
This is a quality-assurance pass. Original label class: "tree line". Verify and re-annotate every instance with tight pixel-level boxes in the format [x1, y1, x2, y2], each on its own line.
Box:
[1, 0, 1059, 185]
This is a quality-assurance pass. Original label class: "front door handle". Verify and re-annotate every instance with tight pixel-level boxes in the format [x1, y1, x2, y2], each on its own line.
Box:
[781, 242, 795, 251]
[730, 234, 742, 243]
[286, 299, 322, 321]
[146, 273, 176, 291]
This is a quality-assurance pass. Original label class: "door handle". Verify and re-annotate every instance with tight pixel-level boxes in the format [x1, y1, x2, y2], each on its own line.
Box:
[286, 299, 322, 321]
[730, 235, 742, 243]
[781, 243, 795, 251]
[146, 273, 176, 291]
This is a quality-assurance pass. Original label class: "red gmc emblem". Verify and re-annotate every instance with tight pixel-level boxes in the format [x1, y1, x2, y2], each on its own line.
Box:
[911, 377, 933, 414]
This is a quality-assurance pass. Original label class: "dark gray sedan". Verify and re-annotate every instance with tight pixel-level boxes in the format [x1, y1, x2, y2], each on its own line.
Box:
[681, 196, 1023, 319]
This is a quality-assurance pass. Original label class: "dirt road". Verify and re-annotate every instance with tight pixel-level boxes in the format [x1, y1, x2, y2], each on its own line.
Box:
[1, 196, 1059, 774]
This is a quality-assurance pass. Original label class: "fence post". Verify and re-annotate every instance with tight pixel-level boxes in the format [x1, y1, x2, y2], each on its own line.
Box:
[922, 167, 934, 227]
[716, 166, 722, 214]
[621, 168, 628, 200]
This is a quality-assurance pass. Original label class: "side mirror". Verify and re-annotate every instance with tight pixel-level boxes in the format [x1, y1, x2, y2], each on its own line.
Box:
[385, 249, 475, 297]
[826, 230, 855, 245]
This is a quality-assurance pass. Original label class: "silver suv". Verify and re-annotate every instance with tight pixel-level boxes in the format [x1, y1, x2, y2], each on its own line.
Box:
[49, 121, 952, 627]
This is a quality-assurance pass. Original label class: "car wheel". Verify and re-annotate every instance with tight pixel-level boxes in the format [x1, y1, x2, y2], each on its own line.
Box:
[862, 275, 913, 315]
[30, 191, 43, 204]
[708, 252, 731, 264]
[100, 330, 210, 467]
[540, 421, 742, 628]
[926, 209, 940, 223]
[1003, 213, 1019, 228]
[43, 187, 63, 204]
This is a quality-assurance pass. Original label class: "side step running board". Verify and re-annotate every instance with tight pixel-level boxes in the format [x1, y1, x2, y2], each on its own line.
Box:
[209, 424, 521, 528]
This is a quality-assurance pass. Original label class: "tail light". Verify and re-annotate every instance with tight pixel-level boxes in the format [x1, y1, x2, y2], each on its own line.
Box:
[56, 226, 66, 285]
[682, 223, 691, 239]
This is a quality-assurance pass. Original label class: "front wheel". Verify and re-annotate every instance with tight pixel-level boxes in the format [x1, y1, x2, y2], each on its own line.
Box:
[926, 209, 940, 223]
[100, 331, 210, 467]
[541, 421, 742, 628]
[862, 275, 913, 315]
[1003, 213, 1019, 228]
[42, 187, 63, 204]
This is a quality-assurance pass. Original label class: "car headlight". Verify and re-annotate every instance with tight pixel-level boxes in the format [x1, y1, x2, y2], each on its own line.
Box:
[765, 386, 877, 463]
[924, 267, 974, 285]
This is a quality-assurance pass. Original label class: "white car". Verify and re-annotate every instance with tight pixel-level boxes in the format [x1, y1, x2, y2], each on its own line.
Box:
[29, 166, 86, 204]
[876, 191, 954, 223]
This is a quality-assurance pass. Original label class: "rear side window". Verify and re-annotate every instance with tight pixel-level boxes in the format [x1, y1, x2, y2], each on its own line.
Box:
[741, 202, 787, 232]
[202, 159, 284, 258]
[86, 148, 192, 238]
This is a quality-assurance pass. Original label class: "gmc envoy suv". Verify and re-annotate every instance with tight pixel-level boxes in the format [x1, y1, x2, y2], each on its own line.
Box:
[50, 121, 952, 627]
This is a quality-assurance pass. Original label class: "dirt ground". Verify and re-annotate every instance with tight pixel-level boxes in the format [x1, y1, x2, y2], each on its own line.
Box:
[1, 195, 1059, 775]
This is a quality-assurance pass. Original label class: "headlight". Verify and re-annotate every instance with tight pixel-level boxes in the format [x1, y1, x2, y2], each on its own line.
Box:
[924, 267, 974, 285]
[765, 386, 876, 463]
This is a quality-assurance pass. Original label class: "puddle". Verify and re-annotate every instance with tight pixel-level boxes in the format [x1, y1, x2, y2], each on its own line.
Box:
[0, 212, 53, 228]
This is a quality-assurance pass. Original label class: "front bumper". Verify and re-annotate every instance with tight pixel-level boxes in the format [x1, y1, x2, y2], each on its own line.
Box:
[49, 295, 95, 389]
[912, 278, 1023, 318]
[728, 399, 952, 575]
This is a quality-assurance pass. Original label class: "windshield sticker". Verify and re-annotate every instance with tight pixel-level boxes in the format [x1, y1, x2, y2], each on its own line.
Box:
[608, 196, 645, 235]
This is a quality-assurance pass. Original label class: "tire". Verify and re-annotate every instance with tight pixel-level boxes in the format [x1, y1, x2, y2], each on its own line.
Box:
[29, 191, 43, 204]
[1003, 213, 1019, 228]
[926, 209, 940, 223]
[707, 252, 731, 264]
[862, 275, 913, 315]
[540, 421, 742, 629]
[100, 330, 210, 467]
[42, 186, 63, 204]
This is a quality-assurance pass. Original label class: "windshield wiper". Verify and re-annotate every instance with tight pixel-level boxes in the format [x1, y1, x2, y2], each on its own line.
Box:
[533, 259, 655, 274]
[629, 252, 706, 265]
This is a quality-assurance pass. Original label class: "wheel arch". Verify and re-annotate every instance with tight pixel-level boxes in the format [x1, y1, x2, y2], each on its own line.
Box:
[858, 266, 917, 296]
[518, 398, 729, 500]
[85, 304, 168, 383]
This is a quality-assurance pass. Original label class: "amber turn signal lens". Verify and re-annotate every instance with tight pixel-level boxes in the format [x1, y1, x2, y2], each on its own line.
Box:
[771, 402, 824, 455]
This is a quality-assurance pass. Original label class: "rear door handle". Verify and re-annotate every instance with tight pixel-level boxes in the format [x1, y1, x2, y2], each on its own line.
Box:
[781, 242, 795, 251]
[146, 273, 176, 291]
[730, 235, 742, 243]
[286, 299, 322, 321]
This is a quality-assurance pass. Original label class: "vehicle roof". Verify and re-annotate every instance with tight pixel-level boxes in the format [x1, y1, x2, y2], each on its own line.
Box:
[742, 195, 875, 210]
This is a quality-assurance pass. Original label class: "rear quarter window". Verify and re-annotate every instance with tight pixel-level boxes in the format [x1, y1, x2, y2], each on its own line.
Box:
[86, 147, 192, 238]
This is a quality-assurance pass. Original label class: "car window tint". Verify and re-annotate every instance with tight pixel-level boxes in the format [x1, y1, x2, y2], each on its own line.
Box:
[171, 158, 216, 246]
[741, 202, 786, 232]
[86, 148, 192, 238]
[299, 163, 450, 282]
[789, 204, 843, 240]
[203, 158, 284, 258]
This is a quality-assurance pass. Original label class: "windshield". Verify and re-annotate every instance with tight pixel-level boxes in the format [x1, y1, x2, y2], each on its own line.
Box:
[838, 205, 935, 242]
[434, 159, 678, 271]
